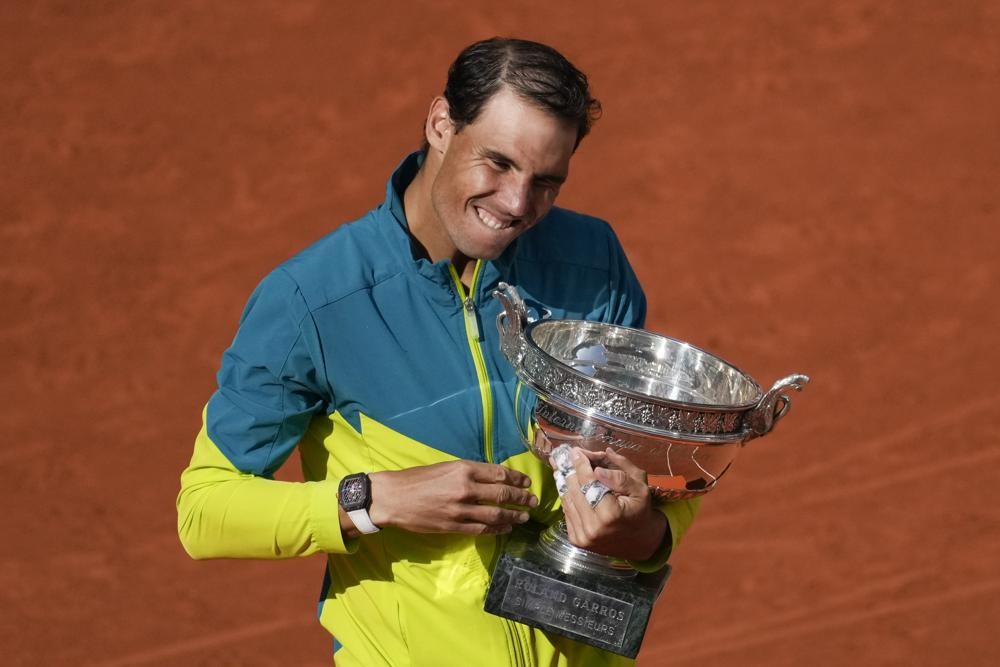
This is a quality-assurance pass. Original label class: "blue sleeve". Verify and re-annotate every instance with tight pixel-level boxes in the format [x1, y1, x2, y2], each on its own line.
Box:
[206, 268, 329, 477]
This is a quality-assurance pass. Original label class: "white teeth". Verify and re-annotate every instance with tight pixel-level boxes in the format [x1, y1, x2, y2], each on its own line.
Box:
[476, 207, 511, 230]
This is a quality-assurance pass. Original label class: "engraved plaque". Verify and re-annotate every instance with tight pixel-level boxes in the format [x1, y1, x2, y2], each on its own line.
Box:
[485, 550, 668, 658]
[500, 566, 633, 649]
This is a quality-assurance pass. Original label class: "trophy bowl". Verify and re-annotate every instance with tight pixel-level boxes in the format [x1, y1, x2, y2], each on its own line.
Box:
[484, 283, 809, 657]
[494, 283, 809, 501]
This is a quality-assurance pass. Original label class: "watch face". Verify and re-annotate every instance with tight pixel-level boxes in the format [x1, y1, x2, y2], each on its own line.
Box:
[340, 475, 369, 512]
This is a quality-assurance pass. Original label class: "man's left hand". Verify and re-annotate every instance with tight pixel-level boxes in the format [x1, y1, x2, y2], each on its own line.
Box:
[551, 447, 668, 561]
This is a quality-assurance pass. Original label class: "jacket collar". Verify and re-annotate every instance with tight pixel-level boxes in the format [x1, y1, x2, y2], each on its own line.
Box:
[379, 151, 518, 302]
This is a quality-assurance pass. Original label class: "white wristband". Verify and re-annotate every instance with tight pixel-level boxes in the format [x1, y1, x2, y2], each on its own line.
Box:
[347, 508, 380, 534]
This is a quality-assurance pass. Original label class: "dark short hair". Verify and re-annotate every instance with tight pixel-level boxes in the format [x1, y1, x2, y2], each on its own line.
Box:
[434, 37, 601, 150]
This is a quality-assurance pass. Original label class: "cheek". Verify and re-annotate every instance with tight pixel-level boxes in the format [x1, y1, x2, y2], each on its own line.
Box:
[533, 188, 559, 213]
[463, 167, 499, 199]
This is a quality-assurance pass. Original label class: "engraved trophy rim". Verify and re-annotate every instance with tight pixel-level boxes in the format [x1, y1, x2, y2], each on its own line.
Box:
[493, 282, 809, 445]
[526, 319, 764, 414]
[527, 386, 745, 445]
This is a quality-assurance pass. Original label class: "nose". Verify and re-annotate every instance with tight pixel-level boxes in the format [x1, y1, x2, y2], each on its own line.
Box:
[495, 174, 532, 220]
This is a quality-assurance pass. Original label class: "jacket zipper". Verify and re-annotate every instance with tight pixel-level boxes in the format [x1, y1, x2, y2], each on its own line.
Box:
[448, 260, 494, 464]
[450, 263, 531, 665]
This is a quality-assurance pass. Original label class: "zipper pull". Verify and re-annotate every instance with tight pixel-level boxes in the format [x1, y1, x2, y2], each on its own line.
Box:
[464, 296, 481, 340]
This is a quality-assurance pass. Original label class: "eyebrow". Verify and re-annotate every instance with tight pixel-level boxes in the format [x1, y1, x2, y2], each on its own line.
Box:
[480, 148, 567, 185]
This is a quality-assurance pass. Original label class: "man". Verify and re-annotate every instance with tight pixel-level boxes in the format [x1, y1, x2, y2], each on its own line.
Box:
[178, 37, 700, 666]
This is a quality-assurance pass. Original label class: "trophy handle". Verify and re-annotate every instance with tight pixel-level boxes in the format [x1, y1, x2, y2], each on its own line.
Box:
[746, 373, 810, 439]
[493, 282, 530, 365]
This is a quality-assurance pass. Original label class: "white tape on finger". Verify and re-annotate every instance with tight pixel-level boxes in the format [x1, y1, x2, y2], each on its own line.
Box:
[551, 444, 576, 477]
[554, 470, 568, 496]
[580, 479, 611, 509]
[550, 444, 578, 497]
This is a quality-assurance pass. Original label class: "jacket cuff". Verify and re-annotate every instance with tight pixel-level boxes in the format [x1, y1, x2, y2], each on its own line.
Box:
[626, 497, 701, 573]
[309, 479, 360, 555]
[626, 505, 674, 573]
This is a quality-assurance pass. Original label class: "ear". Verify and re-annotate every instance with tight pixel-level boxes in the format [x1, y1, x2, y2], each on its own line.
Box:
[425, 96, 454, 154]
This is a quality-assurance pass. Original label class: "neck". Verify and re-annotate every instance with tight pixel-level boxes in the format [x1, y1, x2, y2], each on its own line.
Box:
[402, 155, 476, 285]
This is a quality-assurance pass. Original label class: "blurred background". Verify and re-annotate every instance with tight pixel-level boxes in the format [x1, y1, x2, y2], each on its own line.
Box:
[2, 1, 997, 665]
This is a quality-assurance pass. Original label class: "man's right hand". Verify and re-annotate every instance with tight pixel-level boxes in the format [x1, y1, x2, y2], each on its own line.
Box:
[355, 461, 538, 537]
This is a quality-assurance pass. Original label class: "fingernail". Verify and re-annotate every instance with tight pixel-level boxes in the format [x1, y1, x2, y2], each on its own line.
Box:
[528, 495, 538, 507]
[518, 512, 530, 523]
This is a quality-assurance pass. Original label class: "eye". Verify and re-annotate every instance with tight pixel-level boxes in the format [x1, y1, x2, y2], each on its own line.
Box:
[488, 157, 511, 171]
[534, 178, 561, 193]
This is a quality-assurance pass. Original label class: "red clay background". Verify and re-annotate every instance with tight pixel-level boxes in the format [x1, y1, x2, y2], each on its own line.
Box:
[3, 2, 998, 665]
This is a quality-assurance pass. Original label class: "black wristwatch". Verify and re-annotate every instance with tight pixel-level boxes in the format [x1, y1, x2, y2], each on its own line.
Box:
[338, 472, 380, 534]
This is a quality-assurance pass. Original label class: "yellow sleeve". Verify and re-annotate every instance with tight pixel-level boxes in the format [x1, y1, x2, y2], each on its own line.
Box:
[628, 496, 702, 573]
[176, 416, 358, 560]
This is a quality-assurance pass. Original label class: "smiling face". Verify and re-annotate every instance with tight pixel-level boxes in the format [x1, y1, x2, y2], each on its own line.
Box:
[421, 87, 579, 264]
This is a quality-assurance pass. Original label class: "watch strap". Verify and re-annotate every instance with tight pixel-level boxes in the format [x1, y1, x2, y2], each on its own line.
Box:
[347, 507, 380, 534]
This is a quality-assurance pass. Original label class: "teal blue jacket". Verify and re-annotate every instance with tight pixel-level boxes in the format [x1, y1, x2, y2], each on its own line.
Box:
[178, 153, 700, 667]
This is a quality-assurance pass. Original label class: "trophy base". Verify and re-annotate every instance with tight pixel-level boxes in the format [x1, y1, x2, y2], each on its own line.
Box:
[484, 527, 671, 659]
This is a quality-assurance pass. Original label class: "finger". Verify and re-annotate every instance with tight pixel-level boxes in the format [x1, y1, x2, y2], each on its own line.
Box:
[552, 468, 569, 497]
[462, 504, 531, 528]
[532, 429, 554, 455]
[555, 448, 583, 502]
[447, 522, 514, 535]
[480, 523, 514, 535]
[560, 448, 601, 522]
[580, 479, 614, 509]
[575, 447, 609, 466]
[559, 482, 585, 544]
[593, 452, 649, 518]
[560, 479, 614, 547]
[475, 482, 538, 508]
[566, 449, 628, 525]
[468, 462, 532, 488]
[594, 450, 648, 500]
[592, 466, 633, 495]
[560, 448, 597, 503]
[602, 448, 647, 484]
[549, 444, 577, 480]
[568, 446, 596, 479]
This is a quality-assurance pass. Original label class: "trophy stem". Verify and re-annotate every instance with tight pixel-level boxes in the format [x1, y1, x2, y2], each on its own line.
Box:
[534, 521, 637, 579]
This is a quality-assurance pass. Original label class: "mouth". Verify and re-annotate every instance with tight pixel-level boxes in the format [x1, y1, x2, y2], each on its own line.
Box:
[474, 206, 516, 231]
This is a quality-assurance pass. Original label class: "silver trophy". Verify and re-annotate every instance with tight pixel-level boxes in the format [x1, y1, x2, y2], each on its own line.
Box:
[484, 283, 809, 657]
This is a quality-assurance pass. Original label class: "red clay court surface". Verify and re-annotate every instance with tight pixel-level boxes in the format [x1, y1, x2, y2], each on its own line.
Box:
[3, 2, 998, 665]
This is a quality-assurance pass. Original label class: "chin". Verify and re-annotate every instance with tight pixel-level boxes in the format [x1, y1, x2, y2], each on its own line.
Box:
[462, 245, 506, 262]
[458, 231, 517, 262]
